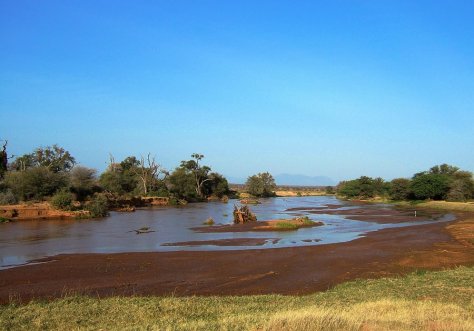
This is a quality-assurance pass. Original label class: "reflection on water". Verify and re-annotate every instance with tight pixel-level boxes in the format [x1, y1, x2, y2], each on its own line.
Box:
[0, 196, 454, 269]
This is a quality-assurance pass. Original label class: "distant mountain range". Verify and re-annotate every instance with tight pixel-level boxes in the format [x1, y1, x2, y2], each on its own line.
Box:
[274, 174, 336, 186]
[227, 174, 336, 186]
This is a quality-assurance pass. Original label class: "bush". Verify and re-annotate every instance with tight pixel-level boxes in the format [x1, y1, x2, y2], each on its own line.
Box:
[50, 189, 74, 210]
[4, 167, 68, 201]
[410, 173, 449, 200]
[86, 194, 109, 218]
[390, 178, 411, 201]
[0, 189, 17, 205]
[246, 172, 276, 197]
[203, 217, 215, 225]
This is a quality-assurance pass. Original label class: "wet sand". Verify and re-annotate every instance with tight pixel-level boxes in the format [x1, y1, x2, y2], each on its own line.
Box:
[1, 209, 473, 304]
[162, 238, 279, 247]
[302, 203, 445, 224]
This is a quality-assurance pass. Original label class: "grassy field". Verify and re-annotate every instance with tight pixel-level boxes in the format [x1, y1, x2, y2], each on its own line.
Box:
[1, 266, 473, 330]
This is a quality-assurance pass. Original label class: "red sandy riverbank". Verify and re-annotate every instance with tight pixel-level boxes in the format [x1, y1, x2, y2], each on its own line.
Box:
[1, 209, 473, 303]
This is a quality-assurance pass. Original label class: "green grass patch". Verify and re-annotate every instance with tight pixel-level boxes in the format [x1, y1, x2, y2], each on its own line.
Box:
[1, 266, 473, 330]
[275, 221, 300, 230]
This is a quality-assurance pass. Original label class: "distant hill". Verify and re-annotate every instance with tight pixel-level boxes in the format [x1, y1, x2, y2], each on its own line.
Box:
[274, 173, 335, 186]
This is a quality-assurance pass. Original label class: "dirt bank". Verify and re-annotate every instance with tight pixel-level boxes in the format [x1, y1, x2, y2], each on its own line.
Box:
[0, 203, 78, 221]
[1, 210, 473, 303]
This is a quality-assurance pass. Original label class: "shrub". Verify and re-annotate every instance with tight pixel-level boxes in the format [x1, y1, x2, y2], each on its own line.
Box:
[0, 189, 17, 205]
[86, 194, 109, 218]
[203, 217, 215, 225]
[50, 189, 74, 210]
[0, 217, 11, 223]
[4, 167, 68, 201]
[297, 216, 316, 226]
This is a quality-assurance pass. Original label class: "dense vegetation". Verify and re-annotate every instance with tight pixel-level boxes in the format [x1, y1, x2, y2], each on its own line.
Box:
[0, 141, 290, 215]
[337, 164, 474, 202]
[245, 172, 277, 197]
[0, 142, 233, 212]
[1, 266, 472, 330]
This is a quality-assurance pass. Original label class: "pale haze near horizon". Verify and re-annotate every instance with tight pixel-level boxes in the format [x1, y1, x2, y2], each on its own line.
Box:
[1, 1, 473, 184]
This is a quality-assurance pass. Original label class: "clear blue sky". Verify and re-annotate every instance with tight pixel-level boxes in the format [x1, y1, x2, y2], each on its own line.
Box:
[1, 1, 473, 183]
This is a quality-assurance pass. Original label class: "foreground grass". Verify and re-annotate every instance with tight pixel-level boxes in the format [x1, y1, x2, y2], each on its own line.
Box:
[1, 266, 473, 330]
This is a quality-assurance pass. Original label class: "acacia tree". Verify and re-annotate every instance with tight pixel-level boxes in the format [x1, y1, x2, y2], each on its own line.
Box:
[134, 153, 167, 196]
[12, 145, 75, 172]
[180, 153, 212, 198]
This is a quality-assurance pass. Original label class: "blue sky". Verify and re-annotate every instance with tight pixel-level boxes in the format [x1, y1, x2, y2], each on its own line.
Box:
[1, 1, 473, 183]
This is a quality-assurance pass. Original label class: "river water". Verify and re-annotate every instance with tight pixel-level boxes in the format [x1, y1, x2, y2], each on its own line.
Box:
[0, 196, 454, 269]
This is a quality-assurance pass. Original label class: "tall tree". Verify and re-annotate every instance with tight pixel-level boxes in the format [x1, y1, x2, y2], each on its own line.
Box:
[180, 153, 212, 198]
[246, 172, 276, 197]
[133, 154, 167, 196]
[0, 140, 8, 179]
[12, 145, 75, 172]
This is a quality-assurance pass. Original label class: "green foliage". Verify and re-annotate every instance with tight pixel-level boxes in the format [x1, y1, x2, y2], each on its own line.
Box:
[180, 153, 211, 198]
[337, 176, 389, 199]
[99, 169, 138, 196]
[70, 166, 98, 201]
[4, 167, 68, 201]
[0, 217, 11, 223]
[410, 173, 450, 200]
[168, 154, 229, 201]
[275, 221, 300, 230]
[86, 194, 109, 218]
[299, 216, 316, 225]
[338, 164, 473, 202]
[389, 178, 411, 201]
[246, 172, 276, 197]
[50, 189, 74, 210]
[325, 186, 335, 194]
[168, 167, 198, 201]
[202, 172, 229, 198]
[99, 155, 168, 197]
[11, 145, 75, 173]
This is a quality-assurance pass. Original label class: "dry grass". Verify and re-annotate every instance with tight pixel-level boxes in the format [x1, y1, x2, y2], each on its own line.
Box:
[406, 200, 474, 212]
[1, 266, 473, 330]
[264, 299, 474, 331]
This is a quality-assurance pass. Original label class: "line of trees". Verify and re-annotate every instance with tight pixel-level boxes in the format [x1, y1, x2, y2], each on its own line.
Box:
[0, 143, 231, 209]
[337, 164, 474, 202]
